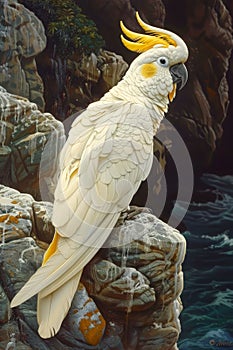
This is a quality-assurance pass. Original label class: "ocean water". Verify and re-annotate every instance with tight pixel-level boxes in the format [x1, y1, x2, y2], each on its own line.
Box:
[174, 174, 233, 350]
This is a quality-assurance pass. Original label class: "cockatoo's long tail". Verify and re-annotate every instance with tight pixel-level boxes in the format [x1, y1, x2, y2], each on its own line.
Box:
[10, 224, 116, 338]
[37, 270, 82, 338]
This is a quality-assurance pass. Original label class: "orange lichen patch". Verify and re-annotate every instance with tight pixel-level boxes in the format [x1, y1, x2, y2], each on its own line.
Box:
[42, 231, 59, 265]
[11, 200, 18, 204]
[169, 83, 177, 102]
[79, 309, 106, 346]
[141, 63, 157, 78]
[0, 214, 19, 224]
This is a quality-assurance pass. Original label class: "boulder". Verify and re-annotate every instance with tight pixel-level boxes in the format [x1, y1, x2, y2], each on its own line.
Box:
[0, 0, 46, 110]
[0, 185, 186, 349]
[0, 87, 65, 199]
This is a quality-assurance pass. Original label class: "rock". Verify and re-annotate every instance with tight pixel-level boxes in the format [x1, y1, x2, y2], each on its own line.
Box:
[0, 283, 10, 324]
[137, 324, 179, 350]
[0, 237, 43, 334]
[0, 0, 46, 110]
[0, 322, 33, 350]
[77, 0, 165, 62]
[59, 49, 128, 116]
[0, 87, 66, 199]
[0, 146, 11, 174]
[0, 185, 33, 243]
[0, 184, 54, 245]
[32, 202, 54, 244]
[64, 283, 106, 346]
[97, 50, 128, 92]
[85, 260, 155, 313]
[83, 211, 186, 349]
[0, 236, 107, 349]
[0, 185, 186, 349]
[164, 0, 233, 174]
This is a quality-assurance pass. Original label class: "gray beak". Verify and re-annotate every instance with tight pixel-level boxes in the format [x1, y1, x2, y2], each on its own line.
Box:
[169, 63, 188, 90]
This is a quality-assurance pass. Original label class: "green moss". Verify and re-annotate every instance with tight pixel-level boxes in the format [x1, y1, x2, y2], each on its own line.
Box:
[19, 0, 105, 57]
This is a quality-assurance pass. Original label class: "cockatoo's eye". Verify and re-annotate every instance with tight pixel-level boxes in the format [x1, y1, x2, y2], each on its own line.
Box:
[157, 56, 169, 67]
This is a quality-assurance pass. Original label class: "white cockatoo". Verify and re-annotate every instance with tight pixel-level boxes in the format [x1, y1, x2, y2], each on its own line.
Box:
[11, 12, 188, 339]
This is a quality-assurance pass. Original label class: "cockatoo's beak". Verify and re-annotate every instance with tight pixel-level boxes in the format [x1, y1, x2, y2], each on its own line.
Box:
[169, 63, 188, 90]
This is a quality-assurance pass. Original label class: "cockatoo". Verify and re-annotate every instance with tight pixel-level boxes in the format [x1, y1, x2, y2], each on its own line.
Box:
[11, 12, 188, 339]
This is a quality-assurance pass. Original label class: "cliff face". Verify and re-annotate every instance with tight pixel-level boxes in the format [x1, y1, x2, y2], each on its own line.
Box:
[0, 87, 65, 199]
[0, 1, 46, 110]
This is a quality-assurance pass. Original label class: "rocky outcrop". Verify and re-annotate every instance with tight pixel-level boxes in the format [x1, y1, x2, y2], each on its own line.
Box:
[0, 185, 186, 350]
[0, 0, 46, 110]
[0, 87, 65, 199]
[36, 49, 128, 120]
[84, 211, 186, 350]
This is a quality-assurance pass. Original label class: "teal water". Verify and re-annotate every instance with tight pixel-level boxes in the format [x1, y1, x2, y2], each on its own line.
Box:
[175, 174, 233, 350]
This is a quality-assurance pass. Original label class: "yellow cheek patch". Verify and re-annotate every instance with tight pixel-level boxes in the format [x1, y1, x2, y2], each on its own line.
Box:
[141, 63, 157, 78]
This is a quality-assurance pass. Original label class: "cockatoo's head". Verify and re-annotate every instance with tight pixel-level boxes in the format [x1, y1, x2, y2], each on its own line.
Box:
[120, 13, 188, 114]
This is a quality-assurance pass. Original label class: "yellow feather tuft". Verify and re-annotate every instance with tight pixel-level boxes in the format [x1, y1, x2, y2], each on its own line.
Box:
[136, 12, 177, 47]
[120, 12, 177, 53]
[120, 34, 153, 53]
[42, 231, 59, 265]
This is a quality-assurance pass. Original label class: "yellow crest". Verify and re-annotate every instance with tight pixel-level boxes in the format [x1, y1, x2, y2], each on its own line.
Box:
[120, 12, 177, 53]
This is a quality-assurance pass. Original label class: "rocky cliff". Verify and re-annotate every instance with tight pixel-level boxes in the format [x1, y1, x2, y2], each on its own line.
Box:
[0, 0, 46, 110]
[0, 185, 186, 350]
[0, 86, 65, 199]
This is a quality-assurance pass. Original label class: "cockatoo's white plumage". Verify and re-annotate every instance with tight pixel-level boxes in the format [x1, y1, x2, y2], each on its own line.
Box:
[11, 13, 188, 339]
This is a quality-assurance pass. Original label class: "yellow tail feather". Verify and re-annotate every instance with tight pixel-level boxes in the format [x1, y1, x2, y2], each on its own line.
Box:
[42, 231, 59, 265]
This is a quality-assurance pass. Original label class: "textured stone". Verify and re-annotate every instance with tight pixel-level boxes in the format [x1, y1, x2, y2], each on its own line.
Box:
[77, 0, 165, 62]
[83, 211, 186, 349]
[0, 0, 46, 110]
[0, 283, 10, 324]
[65, 49, 128, 115]
[0, 87, 65, 199]
[0, 322, 33, 350]
[64, 283, 106, 346]
[0, 234, 107, 349]
[164, 0, 233, 174]
[137, 325, 179, 350]
[86, 260, 155, 313]
[32, 201, 54, 244]
[0, 186, 33, 243]
[0, 185, 54, 246]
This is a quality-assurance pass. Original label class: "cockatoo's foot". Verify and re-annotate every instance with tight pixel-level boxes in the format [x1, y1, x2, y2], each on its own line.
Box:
[116, 206, 151, 226]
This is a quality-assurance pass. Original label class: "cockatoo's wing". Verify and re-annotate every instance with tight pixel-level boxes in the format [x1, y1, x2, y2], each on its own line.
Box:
[11, 102, 154, 338]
